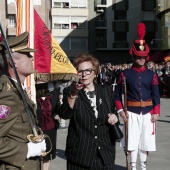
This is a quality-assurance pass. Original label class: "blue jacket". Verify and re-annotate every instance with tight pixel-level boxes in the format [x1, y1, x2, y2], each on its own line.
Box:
[114, 66, 160, 114]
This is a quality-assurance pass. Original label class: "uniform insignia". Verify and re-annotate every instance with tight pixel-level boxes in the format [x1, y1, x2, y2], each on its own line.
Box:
[139, 45, 144, 51]
[99, 98, 102, 105]
[7, 83, 11, 91]
[0, 105, 11, 119]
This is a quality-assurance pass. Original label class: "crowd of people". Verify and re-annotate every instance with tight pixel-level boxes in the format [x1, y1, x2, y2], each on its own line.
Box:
[0, 22, 165, 170]
[97, 61, 170, 98]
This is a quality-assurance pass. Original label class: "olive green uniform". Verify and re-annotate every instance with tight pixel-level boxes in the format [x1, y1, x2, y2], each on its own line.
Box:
[0, 75, 40, 170]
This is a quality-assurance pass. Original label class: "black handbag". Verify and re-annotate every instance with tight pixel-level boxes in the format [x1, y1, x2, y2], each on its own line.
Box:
[108, 123, 123, 142]
[53, 101, 61, 129]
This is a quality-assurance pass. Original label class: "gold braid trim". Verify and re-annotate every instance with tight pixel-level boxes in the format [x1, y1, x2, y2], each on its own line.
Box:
[34, 73, 79, 82]
[11, 45, 28, 52]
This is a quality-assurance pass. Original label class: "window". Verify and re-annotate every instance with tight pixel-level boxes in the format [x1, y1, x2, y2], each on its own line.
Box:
[8, 15, 15, 27]
[143, 21, 157, 44]
[113, 0, 128, 11]
[143, 21, 157, 32]
[56, 37, 70, 50]
[96, 31, 107, 48]
[96, 14, 107, 27]
[52, 0, 87, 8]
[112, 21, 128, 32]
[34, 0, 41, 5]
[71, 16, 87, 29]
[55, 37, 88, 50]
[71, 37, 87, 50]
[70, 0, 87, 8]
[114, 11, 127, 20]
[53, 16, 87, 29]
[114, 32, 127, 41]
[53, 16, 69, 29]
[53, 2, 69, 8]
[53, 2, 61, 8]
[7, 0, 15, 4]
[142, 0, 156, 11]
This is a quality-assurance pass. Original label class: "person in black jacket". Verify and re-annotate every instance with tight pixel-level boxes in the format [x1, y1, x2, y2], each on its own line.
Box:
[59, 53, 118, 170]
[36, 82, 60, 170]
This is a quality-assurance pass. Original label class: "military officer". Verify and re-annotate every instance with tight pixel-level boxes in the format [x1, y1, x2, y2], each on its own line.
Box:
[0, 32, 46, 170]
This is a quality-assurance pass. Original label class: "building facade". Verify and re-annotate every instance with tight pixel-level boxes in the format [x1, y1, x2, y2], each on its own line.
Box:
[88, 0, 161, 63]
[0, 0, 162, 64]
[157, 0, 170, 51]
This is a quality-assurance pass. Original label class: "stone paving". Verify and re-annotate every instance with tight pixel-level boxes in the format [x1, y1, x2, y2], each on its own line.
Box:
[50, 98, 170, 170]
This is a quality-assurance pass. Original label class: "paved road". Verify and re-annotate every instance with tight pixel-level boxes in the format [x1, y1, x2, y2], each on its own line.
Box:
[50, 98, 170, 170]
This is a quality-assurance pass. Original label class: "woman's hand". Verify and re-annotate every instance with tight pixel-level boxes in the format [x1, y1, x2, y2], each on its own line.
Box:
[54, 115, 60, 121]
[70, 82, 84, 96]
[108, 113, 118, 125]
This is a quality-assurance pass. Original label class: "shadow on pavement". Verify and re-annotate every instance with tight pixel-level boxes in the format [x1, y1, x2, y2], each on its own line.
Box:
[56, 149, 66, 160]
[157, 119, 170, 123]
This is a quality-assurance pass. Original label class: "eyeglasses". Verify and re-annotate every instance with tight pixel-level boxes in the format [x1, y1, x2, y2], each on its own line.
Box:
[77, 68, 94, 76]
[135, 57, 146, 60]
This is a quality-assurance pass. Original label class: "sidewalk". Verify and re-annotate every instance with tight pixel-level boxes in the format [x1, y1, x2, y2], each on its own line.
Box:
[50, 98, 170, 170]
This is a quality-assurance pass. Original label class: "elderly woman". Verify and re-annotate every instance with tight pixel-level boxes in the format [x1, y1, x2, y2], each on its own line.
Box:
[59, 53, 118, 170]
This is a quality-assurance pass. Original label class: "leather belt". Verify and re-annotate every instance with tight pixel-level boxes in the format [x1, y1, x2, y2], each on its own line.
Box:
[127, 101, 153, 107]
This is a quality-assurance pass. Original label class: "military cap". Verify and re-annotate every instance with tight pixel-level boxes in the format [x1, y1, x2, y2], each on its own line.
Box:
[0, 32, 36, 53]
[164, 55, 170, 63]
[129, 23, 150, 59]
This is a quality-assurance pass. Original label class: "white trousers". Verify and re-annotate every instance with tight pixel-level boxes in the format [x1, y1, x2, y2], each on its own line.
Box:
[120, 111, 156, 151]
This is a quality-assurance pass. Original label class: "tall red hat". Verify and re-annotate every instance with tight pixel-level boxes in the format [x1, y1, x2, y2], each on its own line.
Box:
[129, 23, 150, 59]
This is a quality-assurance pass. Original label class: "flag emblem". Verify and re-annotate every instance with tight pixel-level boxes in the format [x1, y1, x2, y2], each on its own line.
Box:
[0, 105, 11, 119]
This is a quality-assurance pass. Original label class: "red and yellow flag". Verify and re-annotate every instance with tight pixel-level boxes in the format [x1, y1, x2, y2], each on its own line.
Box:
[34, 9, 78, 82]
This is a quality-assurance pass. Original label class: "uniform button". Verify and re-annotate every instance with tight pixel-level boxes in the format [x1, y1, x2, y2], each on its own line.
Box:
[95, 136, 97, 139]
[98, 146, 101, 149]
[95, 125, 97, 128]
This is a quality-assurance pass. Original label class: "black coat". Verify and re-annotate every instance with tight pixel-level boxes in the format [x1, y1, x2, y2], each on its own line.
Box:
[60, 83, 116, 166]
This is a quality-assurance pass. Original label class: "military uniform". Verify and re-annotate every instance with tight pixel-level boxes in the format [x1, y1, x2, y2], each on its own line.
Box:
[0, 75, 40, 170]
[114, 23, 160, 170]
[0, 32, 41, 170]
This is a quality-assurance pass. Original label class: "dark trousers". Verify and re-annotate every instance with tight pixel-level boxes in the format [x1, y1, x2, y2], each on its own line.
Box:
[67, 152, 115, 170]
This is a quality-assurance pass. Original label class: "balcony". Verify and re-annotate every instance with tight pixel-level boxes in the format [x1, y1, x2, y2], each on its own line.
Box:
[7, 3, 16, 14]
[95, 20, 107, 29]
[7, 27, 16, 36]
[96, 42, 107, 49]
[94, 0, 107, 7]
[113, 42, 129, 48]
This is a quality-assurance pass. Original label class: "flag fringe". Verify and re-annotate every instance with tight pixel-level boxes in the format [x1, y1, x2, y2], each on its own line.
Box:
[35, 73, 79, 82]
